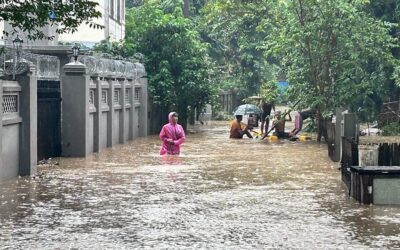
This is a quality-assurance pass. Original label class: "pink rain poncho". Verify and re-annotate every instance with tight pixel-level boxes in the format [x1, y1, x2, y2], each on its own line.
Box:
[290, 111, 303, 136]
[159, 112, 186, 155]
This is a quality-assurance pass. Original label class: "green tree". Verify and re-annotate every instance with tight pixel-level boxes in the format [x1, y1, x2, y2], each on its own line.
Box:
[259, 80, 279, 103]
[262, 0, 397, 141]
[199, 0, 276, 101]
[365, 0, 400, 98]
[125, 0, 216, 129]
[0, 0, 102, 40]
[126, 0, 143, 8]
[92, 39, 133, 58]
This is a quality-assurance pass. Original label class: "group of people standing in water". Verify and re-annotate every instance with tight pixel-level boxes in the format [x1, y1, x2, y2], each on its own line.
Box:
[158, 101, 314, 155]
[230, 99, 314, 140]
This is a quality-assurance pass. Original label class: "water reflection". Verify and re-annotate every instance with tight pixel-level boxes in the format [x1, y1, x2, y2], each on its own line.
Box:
[1, 122, 400, 249]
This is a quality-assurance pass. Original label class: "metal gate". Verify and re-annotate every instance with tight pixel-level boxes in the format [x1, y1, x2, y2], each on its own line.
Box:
[37, 80, 61, 160]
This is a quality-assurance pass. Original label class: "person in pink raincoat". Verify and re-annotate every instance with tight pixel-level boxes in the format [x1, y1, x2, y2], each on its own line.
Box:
[159, 112, 186, 155]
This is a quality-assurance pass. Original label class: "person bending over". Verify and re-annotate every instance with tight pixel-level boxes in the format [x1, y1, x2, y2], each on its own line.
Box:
[288, 109, 315, 137]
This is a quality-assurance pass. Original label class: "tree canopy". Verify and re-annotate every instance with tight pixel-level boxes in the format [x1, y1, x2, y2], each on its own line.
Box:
[198, 0, 276, 99]
[124, 0, 216, 127]
[120, 0, 400, 136]
[259, 0, 397, 139]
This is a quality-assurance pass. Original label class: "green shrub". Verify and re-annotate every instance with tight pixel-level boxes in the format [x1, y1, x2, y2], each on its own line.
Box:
[381, 122, 400, 136]
[302, 119, 317, 133]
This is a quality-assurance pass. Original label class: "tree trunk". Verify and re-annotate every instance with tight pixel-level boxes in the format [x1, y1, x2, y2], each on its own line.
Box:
[183, 0, 190, 17]
[317, 113, 329, 143]
[316, 108, 329, 143]
[177, 104, 189, 131]
[189, 107, 196, 125]
[180, 111, 188, 131]
[149, 104, 169, 135]
[317, 122, 322, 142]
[322, 118, 328, 143]
[317, 109, 322, 142]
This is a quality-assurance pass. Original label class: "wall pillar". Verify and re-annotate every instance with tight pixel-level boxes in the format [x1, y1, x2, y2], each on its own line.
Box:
[343, 113, 357, 140]
[0, 80, 3, 171]
[107, 78, 115, 147]
[61, 62, 89, 157]
[333, 108, 344, 162]
[119, 79, 127, 144]
[125, 79, 132, 141]
[17, 66, 37, 176]
[93, 77, 101, 152]
[139, 76, 148, 137]
[128, 79, 134, 140]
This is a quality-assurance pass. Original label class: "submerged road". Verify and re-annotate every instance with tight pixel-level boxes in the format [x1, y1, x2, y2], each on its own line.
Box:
[1, 122, 400, 249]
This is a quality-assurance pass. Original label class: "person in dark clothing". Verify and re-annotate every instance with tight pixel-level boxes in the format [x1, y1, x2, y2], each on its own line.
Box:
[259, 99, 275, 135]
[230, 115, 253, 139]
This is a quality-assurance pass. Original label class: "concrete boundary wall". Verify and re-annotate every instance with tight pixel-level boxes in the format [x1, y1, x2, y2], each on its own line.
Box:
[0, 68, 37, 181]
[1, 81, 22, 181]
[61, 61, 148, 157]
[1, 52, 148, 181]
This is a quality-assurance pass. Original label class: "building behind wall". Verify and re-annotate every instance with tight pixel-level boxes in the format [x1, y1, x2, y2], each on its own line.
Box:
[1, 0, 125, 47]
[59, 0, 125, 46]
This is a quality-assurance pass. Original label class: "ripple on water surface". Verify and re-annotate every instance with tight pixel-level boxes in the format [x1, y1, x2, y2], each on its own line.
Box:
[1, 123, 400, 249]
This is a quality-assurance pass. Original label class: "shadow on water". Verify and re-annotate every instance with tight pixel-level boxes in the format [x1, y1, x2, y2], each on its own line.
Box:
[1, 122, 400, 249]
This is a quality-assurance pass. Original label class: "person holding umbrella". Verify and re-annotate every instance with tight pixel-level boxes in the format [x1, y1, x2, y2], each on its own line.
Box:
[230, 103, 262, 138]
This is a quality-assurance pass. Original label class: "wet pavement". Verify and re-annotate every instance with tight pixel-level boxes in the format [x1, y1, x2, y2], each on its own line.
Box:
[1, 122, 400, 249]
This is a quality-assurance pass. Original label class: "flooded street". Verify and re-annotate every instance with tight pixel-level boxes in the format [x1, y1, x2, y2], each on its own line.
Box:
[1, 122, 400, 249]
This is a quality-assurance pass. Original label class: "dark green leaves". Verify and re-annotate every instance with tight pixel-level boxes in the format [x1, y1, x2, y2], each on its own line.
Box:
[0, 0, 102, 40]
[124, 0, 216, 121]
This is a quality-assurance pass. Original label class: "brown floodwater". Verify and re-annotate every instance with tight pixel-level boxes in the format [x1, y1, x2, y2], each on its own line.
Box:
[1, 122, 400, 249]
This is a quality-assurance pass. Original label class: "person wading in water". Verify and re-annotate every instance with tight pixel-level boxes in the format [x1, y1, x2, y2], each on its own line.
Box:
[230, 115, 253, 139]
[159, 112, 186, 155]
[259, 99, 275, 135]
[271, 110, 292, 139]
